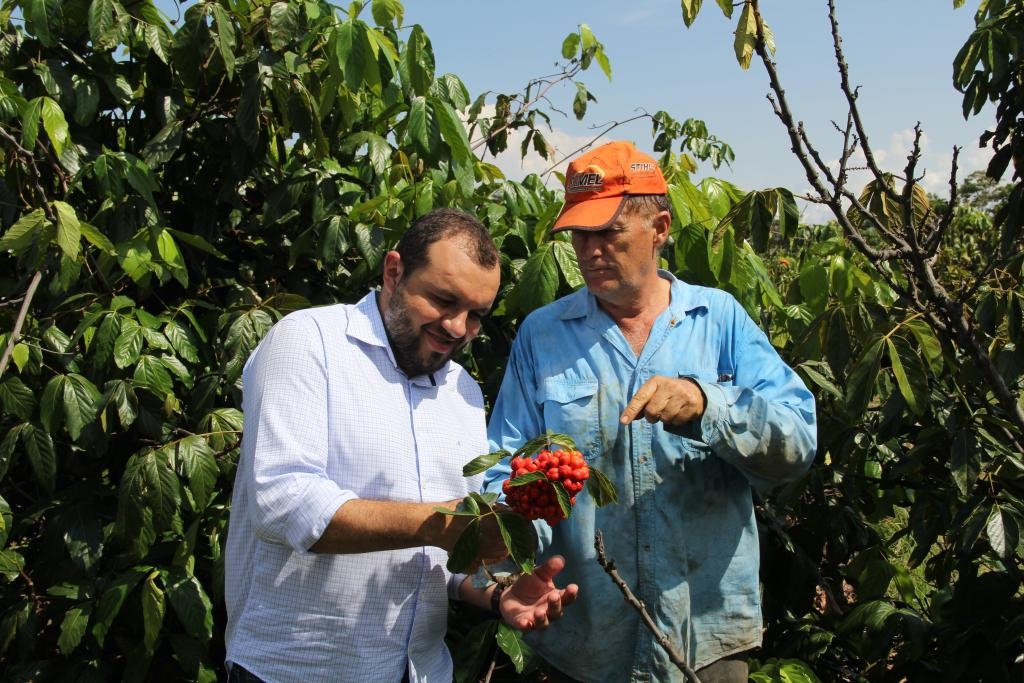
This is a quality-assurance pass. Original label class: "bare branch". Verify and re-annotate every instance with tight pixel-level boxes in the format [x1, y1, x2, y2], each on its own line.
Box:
[0, 271, 43, 380]
[827, 0, 896, 200]
[594, 531, 702, 683]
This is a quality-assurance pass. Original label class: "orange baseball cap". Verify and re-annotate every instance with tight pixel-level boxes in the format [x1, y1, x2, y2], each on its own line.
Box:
[551, 141, 668, 233]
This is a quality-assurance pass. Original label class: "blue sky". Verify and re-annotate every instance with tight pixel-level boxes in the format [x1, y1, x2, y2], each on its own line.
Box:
[401, 1, 992, 222]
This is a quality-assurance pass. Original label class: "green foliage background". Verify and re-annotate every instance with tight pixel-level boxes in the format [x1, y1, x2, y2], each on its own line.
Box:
[0, 0, 1021, 681]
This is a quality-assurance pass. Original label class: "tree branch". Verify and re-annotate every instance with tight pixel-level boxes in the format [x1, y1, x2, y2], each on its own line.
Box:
[594, 531, 702, 683]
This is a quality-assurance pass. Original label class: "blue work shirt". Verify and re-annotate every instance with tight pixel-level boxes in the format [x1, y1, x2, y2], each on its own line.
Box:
[484, 271, 817, 682]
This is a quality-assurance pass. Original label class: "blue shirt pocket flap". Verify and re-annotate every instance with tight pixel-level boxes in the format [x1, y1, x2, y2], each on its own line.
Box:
[536, 378, 599, 404]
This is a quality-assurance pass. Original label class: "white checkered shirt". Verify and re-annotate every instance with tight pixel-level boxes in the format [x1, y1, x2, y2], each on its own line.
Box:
[224, 291, 488, 682]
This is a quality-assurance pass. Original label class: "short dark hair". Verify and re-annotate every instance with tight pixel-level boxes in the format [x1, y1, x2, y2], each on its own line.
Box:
[394, 208, 499, 277]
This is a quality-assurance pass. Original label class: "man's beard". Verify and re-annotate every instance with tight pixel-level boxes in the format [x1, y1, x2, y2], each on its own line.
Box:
[381, 287, 463, 377]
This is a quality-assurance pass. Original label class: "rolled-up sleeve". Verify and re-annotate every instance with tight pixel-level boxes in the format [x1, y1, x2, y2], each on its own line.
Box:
[241, 316, 357, 552]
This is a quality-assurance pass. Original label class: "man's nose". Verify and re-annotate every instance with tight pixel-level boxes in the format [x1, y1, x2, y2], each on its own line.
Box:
[442, 311, 468, 339]
[573, 232, 602, 256]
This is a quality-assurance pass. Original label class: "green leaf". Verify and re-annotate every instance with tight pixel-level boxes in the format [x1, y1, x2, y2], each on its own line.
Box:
[198, 407, 242, 451]
[552, 241, 584, 289]
[141, 572, 165, 655]
[552, 480, 572, 519]
[164, 319, 200, 363]
[493, 509, 540, 573]
[371, 0, 404, 27]
[163, 567, 214, 643]
[403, 25, 434, 96]
[11, 343, 29, 373]
[40, 96, 70, 158]
[211, 4, 237, 78]
[463, 450, 510, 477]
[79, 221, 116, 255]
[167, 228, 228, 260]
[93, 568, 147, 647]
[561, 32, 580, 59]
[0, 377, 35, 420]
[505, 471, 547, 487]
[57, 603, 93, 655]
[0, 209, 48, 255]
[119, 447, 182, 537]
[0, 549, 25, 580]
[496, 622, 534, 673]
[904, 318, 944, 375]
[173, 436, 218, 510]
[267, 1, 299, 52]
[20, 96, 41, 152]
[88, 0, 117, 49]
[987, 504, 1019, 561]
[509, 243, 558, 315]
[114, 318, 145, 369]
[586, 464, 619, 507]
[432, 98, 474, 196]
[887, 335, 929, 416]
[845, 337, 884, 417]
[52, 200, 81, 259]
[133, 355, 173, 397]
[22, 423, 56, 493]
[62, 373, 101, 440]
[733, 1, 757, 69]
[156, 230, 189, 287]
[103, 379, 139, 429]
[143, 121, 183, 167]
[446, 518, 480, 573]
[681, 0, 703, 27]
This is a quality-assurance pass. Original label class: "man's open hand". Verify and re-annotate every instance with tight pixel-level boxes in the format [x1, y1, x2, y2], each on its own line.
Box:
[499, 555, 579, 630]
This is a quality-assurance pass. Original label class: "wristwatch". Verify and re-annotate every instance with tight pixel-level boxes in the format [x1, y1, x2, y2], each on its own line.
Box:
[490, 583, 507, 614]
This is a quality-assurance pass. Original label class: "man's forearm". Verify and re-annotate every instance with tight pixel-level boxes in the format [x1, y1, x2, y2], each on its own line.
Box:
[309, 498, 464, 554]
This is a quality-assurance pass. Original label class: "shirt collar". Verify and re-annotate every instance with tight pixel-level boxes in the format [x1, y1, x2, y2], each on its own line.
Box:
[558, 270, 711, 323]
[347, 290, 446, 386]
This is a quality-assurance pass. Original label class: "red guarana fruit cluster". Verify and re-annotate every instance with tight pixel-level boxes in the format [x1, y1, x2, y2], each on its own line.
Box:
[502, 449, 590, 526]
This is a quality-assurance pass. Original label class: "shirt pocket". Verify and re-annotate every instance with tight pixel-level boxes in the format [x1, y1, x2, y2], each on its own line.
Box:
[535, 378, 600, 459]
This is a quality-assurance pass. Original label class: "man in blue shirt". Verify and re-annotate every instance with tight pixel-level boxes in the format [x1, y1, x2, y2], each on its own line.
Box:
[484, 142, 817, 682]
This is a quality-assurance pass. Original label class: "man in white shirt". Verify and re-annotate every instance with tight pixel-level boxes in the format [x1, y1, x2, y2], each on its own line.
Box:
[224, 208, 577, 682]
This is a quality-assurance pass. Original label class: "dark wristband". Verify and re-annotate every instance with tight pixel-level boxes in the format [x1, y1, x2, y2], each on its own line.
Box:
[490, 584, 506, 614]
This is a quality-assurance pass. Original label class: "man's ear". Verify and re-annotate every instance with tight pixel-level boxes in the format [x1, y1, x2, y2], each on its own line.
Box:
[651, 210, 672, 249]
[382, 251, 403, 292]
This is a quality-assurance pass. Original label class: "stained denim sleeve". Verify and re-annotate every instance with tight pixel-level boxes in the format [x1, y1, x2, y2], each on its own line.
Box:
[694, 301, 818, 492]
[483, 322, 555, 552]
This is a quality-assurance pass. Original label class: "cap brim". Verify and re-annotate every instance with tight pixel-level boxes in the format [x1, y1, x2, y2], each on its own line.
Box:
[551, 196, 625, 233]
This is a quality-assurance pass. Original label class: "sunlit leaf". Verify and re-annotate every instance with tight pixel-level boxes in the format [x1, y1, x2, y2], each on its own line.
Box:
[463, 450, 509, 477]
[0, 549, 25, 580]
[496, 622, 535, 673]
[141, 572, 165, 655]
[733, 1, 757, 69]
[57, 603, 92, 655]
[174, 436, 218, 509]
